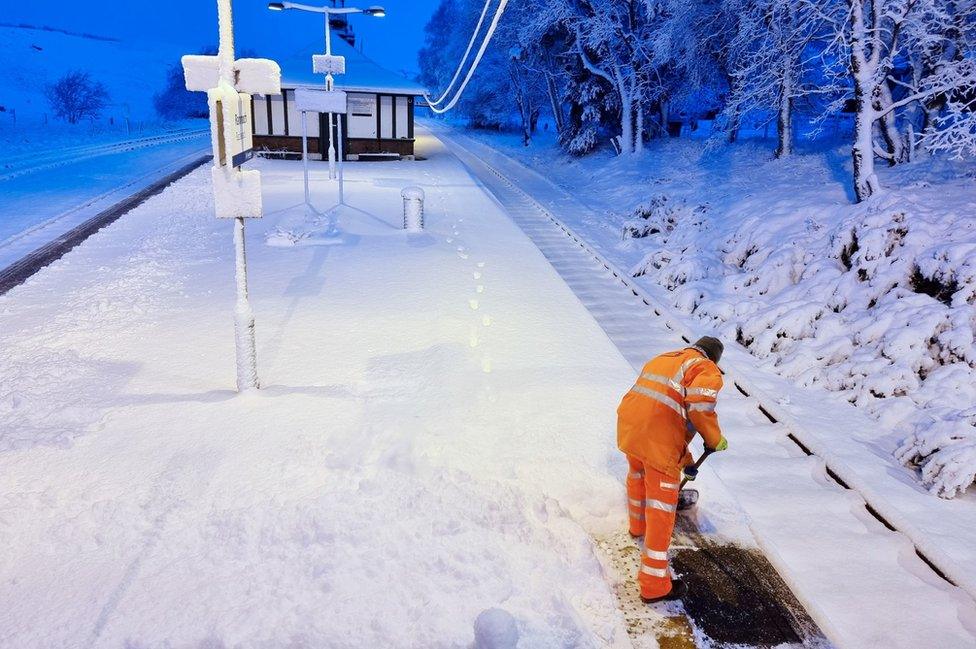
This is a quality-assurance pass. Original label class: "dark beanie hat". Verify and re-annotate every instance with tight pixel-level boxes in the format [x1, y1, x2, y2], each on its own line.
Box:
[691, 336, 724, 363]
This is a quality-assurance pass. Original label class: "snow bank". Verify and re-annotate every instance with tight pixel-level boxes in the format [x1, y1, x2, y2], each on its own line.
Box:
[631, 188, 976, 499]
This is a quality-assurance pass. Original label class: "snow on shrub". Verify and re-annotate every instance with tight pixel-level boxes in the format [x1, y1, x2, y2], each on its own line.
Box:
[622, 195, 707, 241]
[627, 187, 976, 497]
[560, 123, 599, 157]
[897, 420, 976, 500]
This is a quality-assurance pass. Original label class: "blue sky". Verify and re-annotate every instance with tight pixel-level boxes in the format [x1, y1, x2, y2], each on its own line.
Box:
[2, 0, 440, 76]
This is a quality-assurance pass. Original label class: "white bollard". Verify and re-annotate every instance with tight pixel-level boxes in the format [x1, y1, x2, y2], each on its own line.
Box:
[401, 186, 425, 231]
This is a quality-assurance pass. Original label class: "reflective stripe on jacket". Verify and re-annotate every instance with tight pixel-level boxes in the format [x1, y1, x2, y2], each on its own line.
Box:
[617, 348, 724, 479]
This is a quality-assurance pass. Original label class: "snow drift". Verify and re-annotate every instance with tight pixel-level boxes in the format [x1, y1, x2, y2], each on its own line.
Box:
[624, 163, 976, 497]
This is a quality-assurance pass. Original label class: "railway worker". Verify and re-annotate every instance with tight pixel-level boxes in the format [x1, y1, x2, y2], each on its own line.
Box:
[617, 336, 728, 603]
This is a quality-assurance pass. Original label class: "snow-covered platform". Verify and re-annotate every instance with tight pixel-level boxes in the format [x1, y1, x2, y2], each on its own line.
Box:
[0, 131, 650, 646]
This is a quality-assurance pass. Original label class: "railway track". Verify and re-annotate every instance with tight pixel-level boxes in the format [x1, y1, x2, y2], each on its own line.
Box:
[0, 128, 209, 182]
[0, 155, 211, 296]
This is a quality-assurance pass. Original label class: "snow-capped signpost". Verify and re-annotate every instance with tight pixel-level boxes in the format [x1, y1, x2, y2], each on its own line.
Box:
[268, 3, 386, 216]
[182, 0, 281, 391]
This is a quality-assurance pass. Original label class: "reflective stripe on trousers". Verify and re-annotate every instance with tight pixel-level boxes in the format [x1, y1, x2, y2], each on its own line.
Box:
[625, 456, 680, 599]
[640, 565, 668, 578]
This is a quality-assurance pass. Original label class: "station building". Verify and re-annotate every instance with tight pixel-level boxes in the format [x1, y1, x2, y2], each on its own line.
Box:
[250, 35, 426, 161]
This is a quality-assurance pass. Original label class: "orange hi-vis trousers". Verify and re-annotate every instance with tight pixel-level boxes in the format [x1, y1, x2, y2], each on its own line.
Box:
[626, 455, 680, 599]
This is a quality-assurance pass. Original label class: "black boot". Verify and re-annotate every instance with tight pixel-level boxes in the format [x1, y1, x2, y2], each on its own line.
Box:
[640, 579, 687, 604]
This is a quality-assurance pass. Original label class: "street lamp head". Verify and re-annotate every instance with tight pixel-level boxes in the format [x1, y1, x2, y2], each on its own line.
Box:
[269, 3, 383, 17]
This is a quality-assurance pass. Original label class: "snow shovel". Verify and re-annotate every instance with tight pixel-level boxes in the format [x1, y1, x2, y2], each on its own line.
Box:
[677, 447, 716, 511]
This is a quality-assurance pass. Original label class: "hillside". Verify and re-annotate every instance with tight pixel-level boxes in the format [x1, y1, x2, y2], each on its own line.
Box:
[0, 23, 185, 124]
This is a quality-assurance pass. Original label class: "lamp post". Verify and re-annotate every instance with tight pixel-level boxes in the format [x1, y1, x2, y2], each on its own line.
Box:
[268, 2, 385, 180]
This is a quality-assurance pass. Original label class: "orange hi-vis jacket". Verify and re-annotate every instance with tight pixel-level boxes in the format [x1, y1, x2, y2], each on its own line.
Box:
[617, 348, 724, 479]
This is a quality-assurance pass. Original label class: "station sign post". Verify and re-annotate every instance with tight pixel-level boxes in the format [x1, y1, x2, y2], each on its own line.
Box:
[181, 0, 281, 391]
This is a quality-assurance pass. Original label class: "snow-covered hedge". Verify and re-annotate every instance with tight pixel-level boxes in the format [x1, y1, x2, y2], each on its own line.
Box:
[629, 185, 976, 498]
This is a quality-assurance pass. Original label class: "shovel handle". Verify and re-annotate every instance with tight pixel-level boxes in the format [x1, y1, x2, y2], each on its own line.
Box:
[679, 447, 716, 490]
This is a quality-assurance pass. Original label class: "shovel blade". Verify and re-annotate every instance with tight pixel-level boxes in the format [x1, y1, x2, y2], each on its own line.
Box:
[677, 488, 699, 511]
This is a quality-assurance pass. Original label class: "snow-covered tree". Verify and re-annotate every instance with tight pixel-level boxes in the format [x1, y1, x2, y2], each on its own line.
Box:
[723, 0, 842, 157]
[923, 63, 976, 157]
[420, 0, 549, 138]
[837, 0, 907, 200]
[829, 0, 976, 200]
[548, 0, 658, 154]
[900, 0, 976, 157]
[155, 60, 210, 121]
[419, 0, 976, 168]
[510, 7, 572, 136]
[46, 71, 109, 124]
[559, 59, 619, 155]
[655, 0, 741, 141]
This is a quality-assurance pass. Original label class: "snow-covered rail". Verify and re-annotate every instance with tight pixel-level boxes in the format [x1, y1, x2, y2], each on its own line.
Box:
[438, 127, 976, 649]
[0, 154, 211, 296]
[0, 128, 209, 182]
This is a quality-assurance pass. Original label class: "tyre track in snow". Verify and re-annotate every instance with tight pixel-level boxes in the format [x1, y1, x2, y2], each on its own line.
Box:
[436, 127, 976, 649]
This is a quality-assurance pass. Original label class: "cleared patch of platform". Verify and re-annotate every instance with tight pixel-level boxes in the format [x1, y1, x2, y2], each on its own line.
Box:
[595, 518, 830, 648]
[674, 515, 828, 647]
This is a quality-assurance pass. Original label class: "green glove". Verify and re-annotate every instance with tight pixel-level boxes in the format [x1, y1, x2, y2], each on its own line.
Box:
[712, 436, 729, 452]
